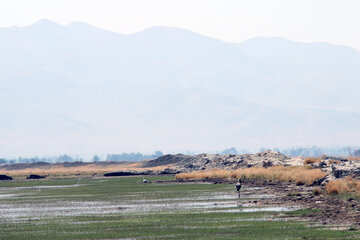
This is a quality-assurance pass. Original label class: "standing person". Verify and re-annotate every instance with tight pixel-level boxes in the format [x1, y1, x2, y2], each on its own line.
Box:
[236, 179, 242, 198]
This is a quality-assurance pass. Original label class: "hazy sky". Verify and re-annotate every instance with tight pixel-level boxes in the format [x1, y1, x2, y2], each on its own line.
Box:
[1, 0, 360, 50]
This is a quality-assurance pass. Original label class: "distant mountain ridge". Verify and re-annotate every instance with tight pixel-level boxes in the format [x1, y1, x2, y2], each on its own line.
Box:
[0, 19, 359, 156]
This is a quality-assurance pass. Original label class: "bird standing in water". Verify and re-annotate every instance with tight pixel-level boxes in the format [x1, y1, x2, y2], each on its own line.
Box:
[143, 179, 148, 186]
[236, 179, 242, 198]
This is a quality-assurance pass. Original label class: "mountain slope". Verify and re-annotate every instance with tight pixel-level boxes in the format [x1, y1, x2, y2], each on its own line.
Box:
[0, 20, 359, 156]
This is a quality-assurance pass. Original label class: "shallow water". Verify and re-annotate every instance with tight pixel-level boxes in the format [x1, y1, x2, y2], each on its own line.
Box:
[0, 196, 298, 221]
[204, 206, 299, 213]
[0, 184, 299, 221]
[0, 184, 84, 191]
[0, 194, 19, 199]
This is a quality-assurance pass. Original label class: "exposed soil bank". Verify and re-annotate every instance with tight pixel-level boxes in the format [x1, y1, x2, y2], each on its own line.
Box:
[164, 178, 360, 227]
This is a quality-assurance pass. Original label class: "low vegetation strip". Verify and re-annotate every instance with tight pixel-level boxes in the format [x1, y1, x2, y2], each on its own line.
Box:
[0, 162, 172, 178]
[326, 177, 360, 194]
[175, 166, 327, 186]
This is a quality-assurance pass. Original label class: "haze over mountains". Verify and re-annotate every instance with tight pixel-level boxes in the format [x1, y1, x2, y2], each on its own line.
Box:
[1, 19, 359, 156]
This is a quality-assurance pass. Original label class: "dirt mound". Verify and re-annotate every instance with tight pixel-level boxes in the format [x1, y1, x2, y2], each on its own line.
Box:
[158, 168, 181, 175]
[104, 171, 139, 177]
[104, 171, 153, 177]
[142, 154, 195, 167]
[305, 158, 360, 184]
[0, 174, 13, 180]
[26, 174, 46, 179]
[148, 150, 304, 172]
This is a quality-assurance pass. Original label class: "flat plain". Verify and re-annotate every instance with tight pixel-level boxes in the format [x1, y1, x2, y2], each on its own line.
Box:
[0, 176, 359, 239]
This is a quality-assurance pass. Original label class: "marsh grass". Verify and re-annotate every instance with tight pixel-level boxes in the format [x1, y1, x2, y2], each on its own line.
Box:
[0, 176, 359, 239]
[1, 212, 358, 240]
[304, 157, 322, 165]
[313, 187, 323, 196]
[325, 177, 360, 194]
[175, 166, 327, 186]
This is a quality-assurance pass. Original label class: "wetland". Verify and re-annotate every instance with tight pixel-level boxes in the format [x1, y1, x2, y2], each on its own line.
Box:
[1, 176, 359, 239]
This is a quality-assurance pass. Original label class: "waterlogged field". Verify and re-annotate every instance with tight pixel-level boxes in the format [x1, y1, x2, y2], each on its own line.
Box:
[0, 176, 359, 239]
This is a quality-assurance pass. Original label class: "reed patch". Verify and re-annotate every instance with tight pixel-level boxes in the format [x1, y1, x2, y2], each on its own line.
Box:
[303, 157, 322, 165]
[175, 166, 327, 186]
[325, 177, 360, 194]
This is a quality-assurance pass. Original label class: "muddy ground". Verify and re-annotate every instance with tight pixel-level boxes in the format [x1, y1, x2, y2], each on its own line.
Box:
[168, 178, 360, 227]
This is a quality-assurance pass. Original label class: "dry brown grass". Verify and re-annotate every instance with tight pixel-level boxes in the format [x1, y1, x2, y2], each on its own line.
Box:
[325, 177, 360, 194]
[304, 157, 322, 165]
[0, 163, 172, 178]
[175, 166, 327, 186]
[313, 187, 322, 196]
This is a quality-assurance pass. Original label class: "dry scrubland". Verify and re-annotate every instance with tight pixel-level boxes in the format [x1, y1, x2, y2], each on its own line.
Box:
[304, 157, 341, 165]
[175, 166, 326, 185]
[0, 162, 170, 178]
[325, 177, 360, 194]
[175, 166, 360, 195]
[303, 157, 323, 164]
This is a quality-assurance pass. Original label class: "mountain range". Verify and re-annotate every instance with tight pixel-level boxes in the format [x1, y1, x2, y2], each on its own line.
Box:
[1, 19, 359, 156]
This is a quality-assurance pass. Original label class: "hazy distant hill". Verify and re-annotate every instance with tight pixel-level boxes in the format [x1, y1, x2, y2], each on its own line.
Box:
[1, 19, 359, 156]
[235, 37, 360, 112]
